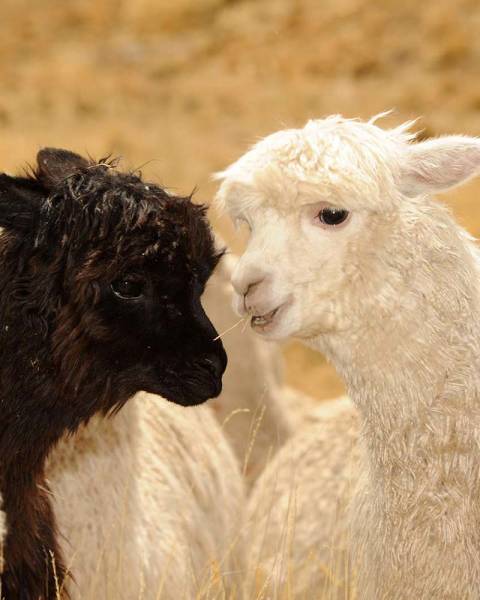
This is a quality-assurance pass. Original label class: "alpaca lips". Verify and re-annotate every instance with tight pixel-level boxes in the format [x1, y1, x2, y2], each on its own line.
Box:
[251, 306, 279, 329]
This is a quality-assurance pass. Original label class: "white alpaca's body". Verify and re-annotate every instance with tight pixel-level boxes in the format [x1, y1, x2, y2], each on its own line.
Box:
[245, 396, 359, 599]
[49, 395, 245, 600]
[217, 115, 480, 598]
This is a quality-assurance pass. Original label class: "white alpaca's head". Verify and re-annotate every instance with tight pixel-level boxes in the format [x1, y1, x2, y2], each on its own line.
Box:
[215, 115, 480, 342]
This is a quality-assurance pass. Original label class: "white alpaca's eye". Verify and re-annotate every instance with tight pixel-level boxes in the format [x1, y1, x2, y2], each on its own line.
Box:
[318, 207, 350, 227]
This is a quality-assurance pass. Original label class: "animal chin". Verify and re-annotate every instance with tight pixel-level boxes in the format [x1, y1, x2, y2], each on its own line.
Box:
[174, 383, 223, 406]
[150, 372, 223, 407]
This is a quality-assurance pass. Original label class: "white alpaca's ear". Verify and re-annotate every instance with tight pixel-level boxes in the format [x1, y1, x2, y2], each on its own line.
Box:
[213, 167, 254, 214]
[399, 136, 480, 197]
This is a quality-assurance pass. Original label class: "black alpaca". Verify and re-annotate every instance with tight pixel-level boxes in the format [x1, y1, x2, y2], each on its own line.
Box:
[0, 149, 227, 599]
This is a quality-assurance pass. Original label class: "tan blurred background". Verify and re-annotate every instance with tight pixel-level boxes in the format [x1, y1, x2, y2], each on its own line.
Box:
[1, 0, 479, 401]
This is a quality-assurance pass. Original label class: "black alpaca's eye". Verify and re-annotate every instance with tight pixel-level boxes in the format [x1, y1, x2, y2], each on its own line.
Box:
[318, 207, 350, 227]
[111, 277, 145, 300]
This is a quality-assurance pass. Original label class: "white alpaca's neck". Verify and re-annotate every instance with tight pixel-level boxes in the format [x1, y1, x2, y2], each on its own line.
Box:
[314, 217, 480, 449]
[310, 221, 480, 598]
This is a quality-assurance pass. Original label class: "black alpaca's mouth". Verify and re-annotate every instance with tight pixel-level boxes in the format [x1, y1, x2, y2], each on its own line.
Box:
[174, 359, 225, 406]
[159, 374, 223, 407]
[138, 331, 227, 406]
[144, 354, 226, 407]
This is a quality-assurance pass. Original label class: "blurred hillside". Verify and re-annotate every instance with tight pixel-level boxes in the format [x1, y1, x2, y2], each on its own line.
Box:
[1, 0, 479, 400]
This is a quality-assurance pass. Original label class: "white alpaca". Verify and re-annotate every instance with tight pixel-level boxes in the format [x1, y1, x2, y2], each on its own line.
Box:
[216, 115, 480, 599]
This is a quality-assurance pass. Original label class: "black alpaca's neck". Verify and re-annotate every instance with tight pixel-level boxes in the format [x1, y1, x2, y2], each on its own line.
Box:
[0, 325, 75, 599]
[1, 453, 65, 599]
[0, 290, 107, 600]
[0, 280, 126, 599]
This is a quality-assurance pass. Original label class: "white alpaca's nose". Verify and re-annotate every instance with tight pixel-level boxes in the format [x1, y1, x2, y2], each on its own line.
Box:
[231, 263, 270, 315]
[231, 264, 266, 297]
[243, 279, 267, 313]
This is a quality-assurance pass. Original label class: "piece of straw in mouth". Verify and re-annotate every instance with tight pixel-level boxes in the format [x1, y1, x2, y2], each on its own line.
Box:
[213, 317, 247, 341]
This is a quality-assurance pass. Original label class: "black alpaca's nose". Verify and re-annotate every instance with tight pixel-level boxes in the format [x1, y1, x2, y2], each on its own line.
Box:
[202, 345, 227, 380]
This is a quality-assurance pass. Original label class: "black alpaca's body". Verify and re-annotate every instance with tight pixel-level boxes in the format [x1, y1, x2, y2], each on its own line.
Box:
[0, 149, 226, 599]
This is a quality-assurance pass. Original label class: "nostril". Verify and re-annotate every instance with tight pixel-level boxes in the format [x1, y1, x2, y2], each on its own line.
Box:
[202, 351, 227, 378]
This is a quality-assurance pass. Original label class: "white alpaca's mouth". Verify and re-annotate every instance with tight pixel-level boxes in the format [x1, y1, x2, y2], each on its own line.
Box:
[250, 302, 288, 333]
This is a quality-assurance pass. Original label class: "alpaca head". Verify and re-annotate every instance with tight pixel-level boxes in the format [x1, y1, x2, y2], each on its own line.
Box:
[216, 115, 480, 342]
[0, 148, 227, 410]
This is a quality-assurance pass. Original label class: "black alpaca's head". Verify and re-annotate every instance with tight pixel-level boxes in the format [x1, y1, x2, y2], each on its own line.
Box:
[0, 148, 227, 410]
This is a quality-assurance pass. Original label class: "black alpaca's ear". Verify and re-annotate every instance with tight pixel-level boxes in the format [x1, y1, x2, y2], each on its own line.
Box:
[0, 174, 44, 233]
[36, 148, 90, 189]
